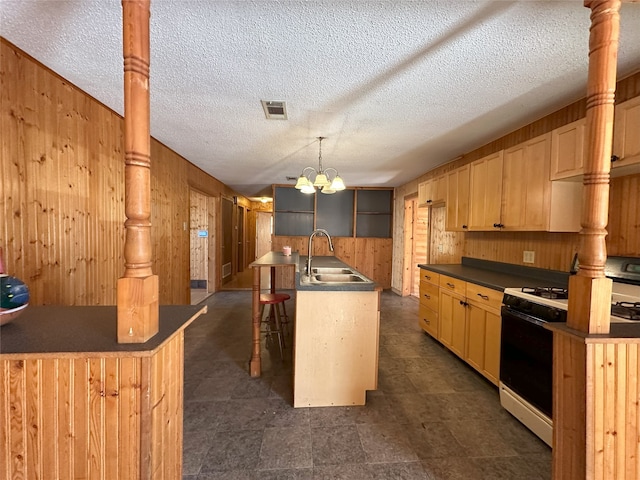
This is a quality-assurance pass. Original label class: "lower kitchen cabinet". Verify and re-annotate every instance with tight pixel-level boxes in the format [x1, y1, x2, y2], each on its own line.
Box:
[418, 270, 440, 337]
[465, 301, 501, 385]
[438, 275, 467, 358]
[422, 271, 502, 386]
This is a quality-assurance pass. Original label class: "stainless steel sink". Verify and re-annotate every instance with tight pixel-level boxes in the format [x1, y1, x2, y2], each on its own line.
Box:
[311, 267, 354, 275]
[313, 273, 366, 283]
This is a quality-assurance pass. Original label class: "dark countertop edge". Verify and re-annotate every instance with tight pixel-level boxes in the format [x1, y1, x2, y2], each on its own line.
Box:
[546, 321, 640, 342]
[294, 255, 378, 292]
[418, 257, 570, 291]
[250, 251, 300, 267]
[0, 305, 207, 357]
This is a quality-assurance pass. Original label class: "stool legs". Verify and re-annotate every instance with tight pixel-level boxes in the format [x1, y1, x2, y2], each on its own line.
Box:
[261, 302, 285, 359]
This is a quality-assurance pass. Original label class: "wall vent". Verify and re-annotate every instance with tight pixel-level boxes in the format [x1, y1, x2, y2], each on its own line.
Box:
[222, 262, 232, 278]
[261, 100, 287, 120]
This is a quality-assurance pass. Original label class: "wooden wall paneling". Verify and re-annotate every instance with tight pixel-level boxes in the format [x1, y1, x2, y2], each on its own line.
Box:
[0, 340, 186, 479]
[463, 231, 580, 271]
[429, 206, 463, 265]
[354, 238, 392, 288]
[2, 39, 253, 307]
[608, 173, 640, 257]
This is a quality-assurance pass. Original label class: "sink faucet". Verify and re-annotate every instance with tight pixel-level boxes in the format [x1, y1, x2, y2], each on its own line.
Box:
[307, 229, 334, 275]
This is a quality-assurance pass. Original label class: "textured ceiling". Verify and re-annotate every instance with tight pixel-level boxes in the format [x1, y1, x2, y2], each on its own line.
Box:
[2, 1, 640, 199]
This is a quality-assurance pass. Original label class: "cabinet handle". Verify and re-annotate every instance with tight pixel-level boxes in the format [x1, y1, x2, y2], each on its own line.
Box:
[427, 199, 433, 204]
[459, 300, 468, 307]
[424, 294, 431, 300]
[493, 223, 504, 228]
[423, 318, 430, 324]
[462, 225, 468, 229]
[611, 154, 620, 163]
[447, 282, 455, 288]
[477, 293, 489, 300]
[424, 275, 431, 281]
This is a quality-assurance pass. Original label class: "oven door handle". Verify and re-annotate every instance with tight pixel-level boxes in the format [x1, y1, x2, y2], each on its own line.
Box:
[502, 306, 548, 328]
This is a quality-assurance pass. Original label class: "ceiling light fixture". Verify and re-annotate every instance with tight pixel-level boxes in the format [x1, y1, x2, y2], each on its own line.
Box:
[294, 137, 346, 195]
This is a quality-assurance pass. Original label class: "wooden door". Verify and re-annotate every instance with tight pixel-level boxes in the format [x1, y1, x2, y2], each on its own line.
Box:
[468, 151, 503, 230]
[221, 197, 233, 284]
[256, 211, 273, 258]
[189, 190, 208, 290]
[237, 205, 245, 272]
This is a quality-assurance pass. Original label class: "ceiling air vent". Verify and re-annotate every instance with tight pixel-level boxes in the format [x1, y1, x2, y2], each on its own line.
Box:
[261, 100, 287, 120]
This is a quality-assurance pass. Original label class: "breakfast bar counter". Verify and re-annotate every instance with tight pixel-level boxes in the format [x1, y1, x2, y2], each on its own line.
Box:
[0, 304, 207, 479]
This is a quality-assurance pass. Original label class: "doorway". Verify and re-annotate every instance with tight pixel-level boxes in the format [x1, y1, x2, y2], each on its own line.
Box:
[237, 205, 245, 272]
[190, 189, 215, 304]
[221, 196, 234, 284]
[402, 196, 429, 298]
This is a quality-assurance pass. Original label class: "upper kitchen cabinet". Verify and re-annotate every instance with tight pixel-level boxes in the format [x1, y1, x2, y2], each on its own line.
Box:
[612, 96, 640, 173]
[550, 118, 585, 180]
[356, 189, 393, 238]
[418, 174, 446, 207]
[502, 133, 581, 232]
[316, 189, 355, 237]
[274, 186, 315, 236]
[468, 151, 504, 230]
[446, 164, 470, 231]
[502, 133, 552, 231]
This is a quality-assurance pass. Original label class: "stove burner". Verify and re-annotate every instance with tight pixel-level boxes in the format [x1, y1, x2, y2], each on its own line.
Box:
[611, 302, 640, 321]
[522, 287, 569, 300]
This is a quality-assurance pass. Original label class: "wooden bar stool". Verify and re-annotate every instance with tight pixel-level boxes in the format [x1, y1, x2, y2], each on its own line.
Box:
[259, 293, 289, 359]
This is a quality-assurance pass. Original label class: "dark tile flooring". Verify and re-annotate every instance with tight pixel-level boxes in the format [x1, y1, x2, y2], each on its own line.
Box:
[182, 290, 551, 479]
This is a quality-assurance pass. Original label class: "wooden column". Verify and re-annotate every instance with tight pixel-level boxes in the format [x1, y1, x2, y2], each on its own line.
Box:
[553, 1, 621, 478]
[117, 0, 159, 343]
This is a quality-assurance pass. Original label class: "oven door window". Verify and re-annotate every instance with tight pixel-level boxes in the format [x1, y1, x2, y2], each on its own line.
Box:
[500, 306, 553, 418]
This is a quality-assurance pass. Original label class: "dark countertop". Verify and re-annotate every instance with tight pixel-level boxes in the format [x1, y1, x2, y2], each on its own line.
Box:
[0, 305, 207, 356]
[295, 255, 378, 292]
[547, 321, 640, 342]
[418, 257, 570, 291]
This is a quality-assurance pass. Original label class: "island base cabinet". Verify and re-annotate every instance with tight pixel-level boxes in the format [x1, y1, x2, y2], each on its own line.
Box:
[294, 290, 380, 407]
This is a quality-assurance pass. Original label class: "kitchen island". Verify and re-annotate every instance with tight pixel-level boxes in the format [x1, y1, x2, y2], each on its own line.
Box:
[250, 251, 381, 407]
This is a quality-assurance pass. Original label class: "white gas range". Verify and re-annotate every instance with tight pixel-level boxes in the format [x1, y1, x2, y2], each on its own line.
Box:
[499, 256, 640, 447]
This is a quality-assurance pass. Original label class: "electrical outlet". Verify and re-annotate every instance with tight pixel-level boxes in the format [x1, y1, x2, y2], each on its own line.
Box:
[523, 250, 535, 264]
[437, 244, 443, 253]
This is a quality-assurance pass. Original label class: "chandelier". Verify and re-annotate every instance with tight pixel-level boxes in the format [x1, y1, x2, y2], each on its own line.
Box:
[294, 137, 346, 194]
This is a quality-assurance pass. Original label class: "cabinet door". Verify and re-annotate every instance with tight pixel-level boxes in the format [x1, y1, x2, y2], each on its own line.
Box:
[433, 174, 447, 205]
[483, 311, 501, 385]
[466, 303, 486, 373]
[450, 299, 467, 359]
[440, 288, 466, 357]
[612, 96, 640, 169]
[468, 151, 503, 230]
[446, 165, 470, 232]
[502, 133, 551, 231]
[419, 180, 434, 206]
[438, 289, 455, 348]
[550, 118, 585, 180]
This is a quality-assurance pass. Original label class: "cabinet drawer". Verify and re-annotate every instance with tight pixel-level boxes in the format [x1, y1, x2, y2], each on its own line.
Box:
[466, 282, 503, 311]
[419, 281, 439, 310]
[439, 274, 466, 296]
[419, 303, 438, 337]
[420, 269, 439, 285]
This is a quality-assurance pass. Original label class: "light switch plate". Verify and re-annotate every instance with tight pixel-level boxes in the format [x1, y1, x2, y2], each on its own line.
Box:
[523, 250, 535, 264]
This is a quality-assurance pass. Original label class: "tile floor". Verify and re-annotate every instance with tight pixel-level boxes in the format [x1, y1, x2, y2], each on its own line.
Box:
[182, 290, 551, 479]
